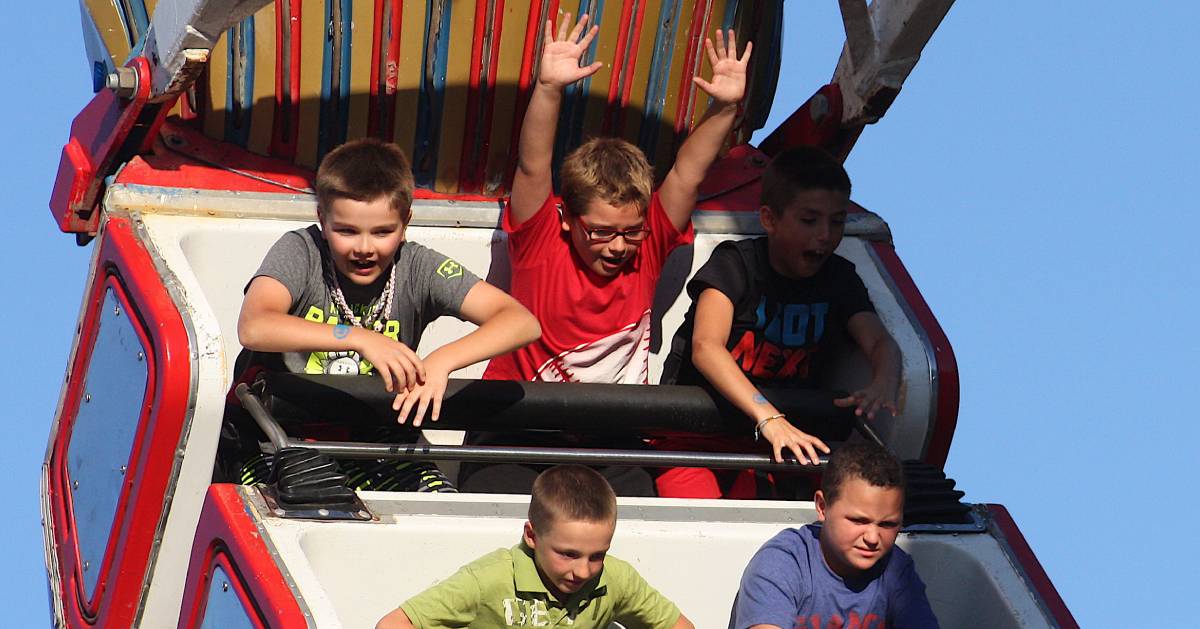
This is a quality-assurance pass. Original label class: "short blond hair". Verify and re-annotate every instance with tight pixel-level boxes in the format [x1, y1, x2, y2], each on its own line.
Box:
[315, 138, 415, 223]
[528, 465, 617, 533]
[559, 137, 654, 217]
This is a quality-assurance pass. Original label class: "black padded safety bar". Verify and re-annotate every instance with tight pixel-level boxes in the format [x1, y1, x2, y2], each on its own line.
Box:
[260, 373, 856, 439]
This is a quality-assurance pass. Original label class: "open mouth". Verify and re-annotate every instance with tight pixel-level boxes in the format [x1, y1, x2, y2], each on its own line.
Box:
[801, 250, 828, 262]
[349, 259, 376, 274]
[599, 254, 626, 269]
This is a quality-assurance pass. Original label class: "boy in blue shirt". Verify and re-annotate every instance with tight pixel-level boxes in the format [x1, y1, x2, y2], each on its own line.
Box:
[728, 443, 939, 629]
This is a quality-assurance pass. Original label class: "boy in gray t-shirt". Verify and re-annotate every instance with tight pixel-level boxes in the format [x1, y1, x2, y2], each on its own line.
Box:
[227, 138, 540, 489]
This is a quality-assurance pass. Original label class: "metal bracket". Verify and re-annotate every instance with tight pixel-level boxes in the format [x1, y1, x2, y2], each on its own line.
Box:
[903, 504, 988, 534]
[256, 485, 374, 522]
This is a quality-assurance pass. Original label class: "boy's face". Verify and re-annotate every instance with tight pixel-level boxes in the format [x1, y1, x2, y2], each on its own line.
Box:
[562, 198, 647, 277]
[523, 517, 615, 598]
[760, 189, 849, 278]
[814, 477, 903, 578]
[319, 196, 407, 286]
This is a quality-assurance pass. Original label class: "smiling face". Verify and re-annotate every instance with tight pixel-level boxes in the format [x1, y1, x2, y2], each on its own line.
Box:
[562, 198, 647, 278]
[760, 188, 849, 279]
[815, 477, 904, 578]
[523, 517, 614, 599]
[319, 196, 407, 286]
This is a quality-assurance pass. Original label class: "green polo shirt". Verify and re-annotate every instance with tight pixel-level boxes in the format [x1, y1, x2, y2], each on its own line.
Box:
[400, 543, 681, 628]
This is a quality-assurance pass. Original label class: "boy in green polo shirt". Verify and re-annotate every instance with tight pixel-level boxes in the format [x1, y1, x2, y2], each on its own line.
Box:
[376, 466, 694, 629]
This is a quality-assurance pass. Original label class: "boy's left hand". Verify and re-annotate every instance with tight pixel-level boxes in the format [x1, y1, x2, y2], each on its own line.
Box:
[393, 360, 452, 427]
[692, 29, 752, 106]
[834, 381, 900, 420]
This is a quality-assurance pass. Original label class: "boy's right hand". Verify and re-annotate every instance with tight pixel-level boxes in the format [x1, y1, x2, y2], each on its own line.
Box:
[759, 418, 830, 465]
[538, 13, 603, 89]
[353, 329, 426, 393]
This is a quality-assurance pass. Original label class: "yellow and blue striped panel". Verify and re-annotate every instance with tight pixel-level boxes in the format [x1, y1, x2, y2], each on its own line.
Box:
[175, 0, 781, 194]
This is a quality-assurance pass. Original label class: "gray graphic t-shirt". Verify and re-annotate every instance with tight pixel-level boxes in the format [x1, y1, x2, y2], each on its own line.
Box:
[244, 225, 480, 375]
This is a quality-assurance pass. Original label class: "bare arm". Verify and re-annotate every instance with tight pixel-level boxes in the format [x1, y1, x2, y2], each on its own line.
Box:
[689, 288, 828, 464]
[672, 613, 696, 629]
[376, 607, 416, 629]
[509, 14, 602, 226]
[658, 30, 752, 231]
[394, 281, 541, 425]
[238, 275, 426, 391]
[835, 311, 903, 419]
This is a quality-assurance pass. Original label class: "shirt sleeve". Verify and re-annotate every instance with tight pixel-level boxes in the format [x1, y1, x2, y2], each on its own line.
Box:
[608, 559, 683, 629]
[409, 244, 483, 319]
[640, 192, 696, 272]
[248, 229, 313, 306]
[834, 259, 875, 323]
[685, 241, 749, 306]
[888, 554, 940, 629]
[502, 194, 561, 267]
[399, 566, 483, 629]
[728, 541, 806, 629]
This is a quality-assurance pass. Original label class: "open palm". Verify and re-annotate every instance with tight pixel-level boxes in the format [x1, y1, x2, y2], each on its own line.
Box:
[693, 30, 752, 106]
[538, 13, 603, 88]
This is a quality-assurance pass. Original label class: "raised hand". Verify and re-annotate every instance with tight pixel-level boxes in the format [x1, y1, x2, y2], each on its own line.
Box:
[692, 29, 752, 106]
[538, 13, 603, 89]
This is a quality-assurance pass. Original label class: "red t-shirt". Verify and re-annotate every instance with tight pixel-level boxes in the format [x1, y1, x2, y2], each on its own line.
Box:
[484, 193, 694, 383]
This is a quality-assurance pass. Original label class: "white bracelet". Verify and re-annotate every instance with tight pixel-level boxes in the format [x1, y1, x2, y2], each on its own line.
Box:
[754, 414, 785, 441]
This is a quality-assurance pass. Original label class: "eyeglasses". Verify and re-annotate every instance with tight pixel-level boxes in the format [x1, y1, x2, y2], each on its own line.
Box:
[575, 217, 651, 243]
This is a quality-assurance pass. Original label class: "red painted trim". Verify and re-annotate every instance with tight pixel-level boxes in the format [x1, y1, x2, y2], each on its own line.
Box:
[757, 83, 845, 157]
[602, 0, 635, 135]
[271, 0, 304, 159]
[368, 0, 405, 141]
[472, 0, 508, 192]
[179, 486, 307, 628]
[611, 0, 648, 137]
[368, 0, 388, 136]
[458, 0, 494, 192]
[987, 505, 1079, 628]
[672, 0, 712, 136]
[865, 230, 959, 467]
[506, 0, 558, 187]
[119, 121, 315, 193]
[47, 216, 193, 627]
[49, 57, 153, 235]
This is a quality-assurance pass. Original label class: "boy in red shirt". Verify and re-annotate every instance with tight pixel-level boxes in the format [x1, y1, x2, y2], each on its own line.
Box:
[483, 15, 752, 384]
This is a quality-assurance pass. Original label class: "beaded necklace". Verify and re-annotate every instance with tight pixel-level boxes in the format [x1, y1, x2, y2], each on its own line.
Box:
[322, 251, 396, 333]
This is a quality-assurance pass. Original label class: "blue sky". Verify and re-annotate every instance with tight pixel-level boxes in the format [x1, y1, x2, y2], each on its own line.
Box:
[4, 2, 1196, 626]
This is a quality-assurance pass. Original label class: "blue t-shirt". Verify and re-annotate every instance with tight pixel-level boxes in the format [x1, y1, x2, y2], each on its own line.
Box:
[729, 524, 939, 629]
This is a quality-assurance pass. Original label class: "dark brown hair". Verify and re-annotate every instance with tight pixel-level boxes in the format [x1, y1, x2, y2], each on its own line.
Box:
[761, 146, 851, 214]
[528, 465, 617, 533]
[821, 442, 905, 504]
[314, 138, 415, 223]
[559, 137, 654, 218]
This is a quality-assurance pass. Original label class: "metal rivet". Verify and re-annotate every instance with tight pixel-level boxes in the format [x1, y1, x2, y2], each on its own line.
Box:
[272, 508, 285, 517]
[222, 581, 229, 592]
[114, 305, 121, 316]
[137, 352, 144, 361]
[84, 393, 91, 403]
[358, 510, 370, 519]
[119, 465, 127, 475]
[72, 480, 80, 490]
[317, 508, 330, 517]
[83, 560, 90, 571]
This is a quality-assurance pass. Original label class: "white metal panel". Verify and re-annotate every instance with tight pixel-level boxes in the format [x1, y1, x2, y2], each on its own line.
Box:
[249, 491, 1052, 629]
[125, 184, 937, 459]
[120, 211, 234, 628]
